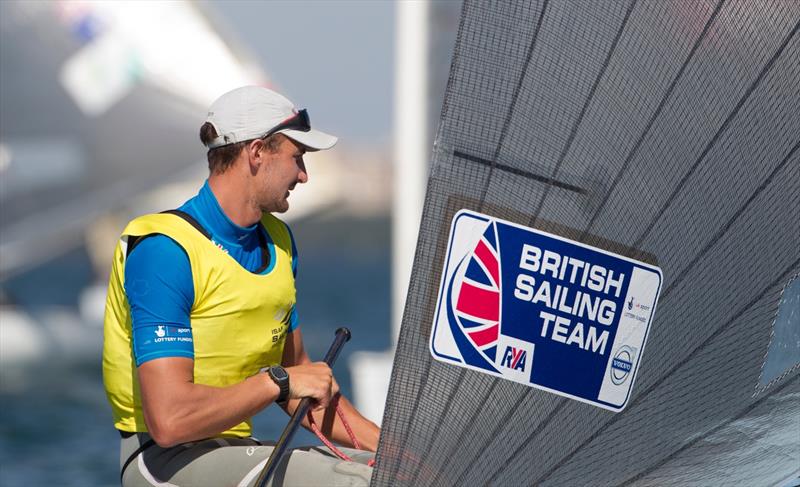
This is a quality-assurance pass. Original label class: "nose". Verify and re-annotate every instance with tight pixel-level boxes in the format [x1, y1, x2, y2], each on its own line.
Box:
[297, 157, 309, 184]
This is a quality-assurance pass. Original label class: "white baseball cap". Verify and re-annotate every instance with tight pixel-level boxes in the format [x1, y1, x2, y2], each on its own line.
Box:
[204, 86, 338, 151]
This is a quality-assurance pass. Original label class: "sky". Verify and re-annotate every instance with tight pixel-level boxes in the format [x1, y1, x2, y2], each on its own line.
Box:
[199, 0, 396, 147]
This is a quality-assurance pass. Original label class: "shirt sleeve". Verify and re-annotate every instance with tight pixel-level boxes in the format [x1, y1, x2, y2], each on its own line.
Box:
[287, 225, 299, 332]
[125, 235, 195, 366]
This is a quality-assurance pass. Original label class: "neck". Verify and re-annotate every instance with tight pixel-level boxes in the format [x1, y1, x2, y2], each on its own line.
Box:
[208, 171, 261, 227]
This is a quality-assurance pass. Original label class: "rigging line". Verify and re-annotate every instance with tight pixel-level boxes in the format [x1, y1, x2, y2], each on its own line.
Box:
[620, 375, 800, 486]
[580, 0, 726, 241]
[481, 5, 730, 481]
[659, 141, 799, 301]
[475, 0, 549, 207]
[630, 18, 800, 251]
[528, 0, 638, 227]
[532, 259, 800, 485]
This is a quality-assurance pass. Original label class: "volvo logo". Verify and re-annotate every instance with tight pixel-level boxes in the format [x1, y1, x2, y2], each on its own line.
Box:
[610, 346, 635, 385]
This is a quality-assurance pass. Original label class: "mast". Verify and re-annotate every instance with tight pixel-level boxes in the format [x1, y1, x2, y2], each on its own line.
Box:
[349, 0, 430, 425]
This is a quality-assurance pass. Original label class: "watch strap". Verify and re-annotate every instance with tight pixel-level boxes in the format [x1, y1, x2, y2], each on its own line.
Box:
[264, 365, 290, 403]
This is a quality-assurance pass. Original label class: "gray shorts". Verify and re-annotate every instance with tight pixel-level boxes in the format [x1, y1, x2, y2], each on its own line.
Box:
[120, 432, 374, 487]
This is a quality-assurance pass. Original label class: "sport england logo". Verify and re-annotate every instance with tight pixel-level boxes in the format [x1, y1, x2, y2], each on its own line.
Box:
[430, 210, 663, 412]
[152, 325, 193, 344]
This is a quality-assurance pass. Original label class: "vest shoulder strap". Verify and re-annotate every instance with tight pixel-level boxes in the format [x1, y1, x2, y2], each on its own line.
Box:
[125, 210, 212, 257]
[160, 209, 211, 239]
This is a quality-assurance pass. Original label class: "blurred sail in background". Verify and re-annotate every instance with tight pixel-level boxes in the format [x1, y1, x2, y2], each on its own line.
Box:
[0, 0, 264, 279]
[0, 0, 266, 366]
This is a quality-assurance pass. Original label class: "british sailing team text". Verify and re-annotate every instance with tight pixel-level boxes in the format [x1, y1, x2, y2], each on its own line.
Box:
[513, 244, 625, 355]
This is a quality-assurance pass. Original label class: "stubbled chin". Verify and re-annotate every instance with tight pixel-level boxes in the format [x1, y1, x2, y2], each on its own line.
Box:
[275, 199, 290, 213]
[260, 199, 289, 214]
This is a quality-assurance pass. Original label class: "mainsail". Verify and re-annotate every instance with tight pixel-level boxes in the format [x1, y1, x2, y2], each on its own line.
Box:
[373, 0, 799, 485]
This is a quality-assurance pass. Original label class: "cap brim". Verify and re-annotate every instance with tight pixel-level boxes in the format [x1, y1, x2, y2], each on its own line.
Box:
[281, 128, 338, 151]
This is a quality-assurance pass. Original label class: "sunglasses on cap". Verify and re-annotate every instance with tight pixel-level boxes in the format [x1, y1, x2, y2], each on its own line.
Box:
[261, 109, 311, 140]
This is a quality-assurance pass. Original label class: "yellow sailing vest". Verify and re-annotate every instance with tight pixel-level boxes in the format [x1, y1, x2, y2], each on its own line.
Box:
[102, 212, 296, 437]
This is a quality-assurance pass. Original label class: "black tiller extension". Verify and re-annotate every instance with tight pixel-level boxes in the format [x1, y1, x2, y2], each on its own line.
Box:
[255, 327, 352, 487]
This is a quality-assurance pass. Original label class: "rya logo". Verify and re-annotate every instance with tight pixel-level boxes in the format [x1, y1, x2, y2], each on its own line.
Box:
[501, 346, 527, 371]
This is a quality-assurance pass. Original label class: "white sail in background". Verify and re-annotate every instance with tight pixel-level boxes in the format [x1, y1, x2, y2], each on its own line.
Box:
[0, 1, 265, 278]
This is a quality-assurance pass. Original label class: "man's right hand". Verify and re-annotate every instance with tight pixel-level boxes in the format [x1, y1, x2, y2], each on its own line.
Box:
[285, 362, 339, 410]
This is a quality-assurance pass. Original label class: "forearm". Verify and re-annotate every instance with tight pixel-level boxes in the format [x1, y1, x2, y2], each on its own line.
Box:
[286, 394, 380, 451]
[141, 371, 279, 447]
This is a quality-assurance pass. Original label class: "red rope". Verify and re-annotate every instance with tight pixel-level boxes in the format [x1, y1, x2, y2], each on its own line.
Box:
[307, 396, 376, 467]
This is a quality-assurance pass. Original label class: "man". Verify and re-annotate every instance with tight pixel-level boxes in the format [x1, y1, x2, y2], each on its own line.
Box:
[103, 86, 380, 486]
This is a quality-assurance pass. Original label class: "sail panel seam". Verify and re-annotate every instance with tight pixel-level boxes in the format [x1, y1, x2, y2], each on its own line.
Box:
[659, 141, 798, 301]
[476, 0, 549, 207]
[529, 0, 638, 227]
[630, 19, 800, 250]
[580, 0, 727, 241]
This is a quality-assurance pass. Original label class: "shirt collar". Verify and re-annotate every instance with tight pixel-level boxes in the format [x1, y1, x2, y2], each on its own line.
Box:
[198, 180, 258, 243]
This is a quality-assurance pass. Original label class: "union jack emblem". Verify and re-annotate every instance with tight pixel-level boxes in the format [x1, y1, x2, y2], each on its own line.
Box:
[446, 222, 501, 371]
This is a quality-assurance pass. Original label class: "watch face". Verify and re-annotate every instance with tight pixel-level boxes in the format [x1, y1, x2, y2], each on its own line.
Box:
[271, 366, 288, 380]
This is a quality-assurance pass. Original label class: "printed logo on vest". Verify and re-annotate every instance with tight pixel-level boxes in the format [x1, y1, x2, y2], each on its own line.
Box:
[153, 325, 193, 344]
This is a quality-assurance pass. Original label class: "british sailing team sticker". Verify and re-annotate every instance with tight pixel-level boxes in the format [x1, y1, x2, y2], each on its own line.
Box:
[429, 209, 662, 412]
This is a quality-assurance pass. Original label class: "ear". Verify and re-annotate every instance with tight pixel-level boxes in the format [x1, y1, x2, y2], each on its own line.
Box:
[247, 139, 265, 170]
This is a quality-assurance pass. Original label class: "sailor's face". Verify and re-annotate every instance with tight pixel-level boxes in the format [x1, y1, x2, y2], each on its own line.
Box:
[258, 135, 308, 213]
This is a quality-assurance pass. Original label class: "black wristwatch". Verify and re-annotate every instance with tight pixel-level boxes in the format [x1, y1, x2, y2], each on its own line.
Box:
[263, 365, 290, 403]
